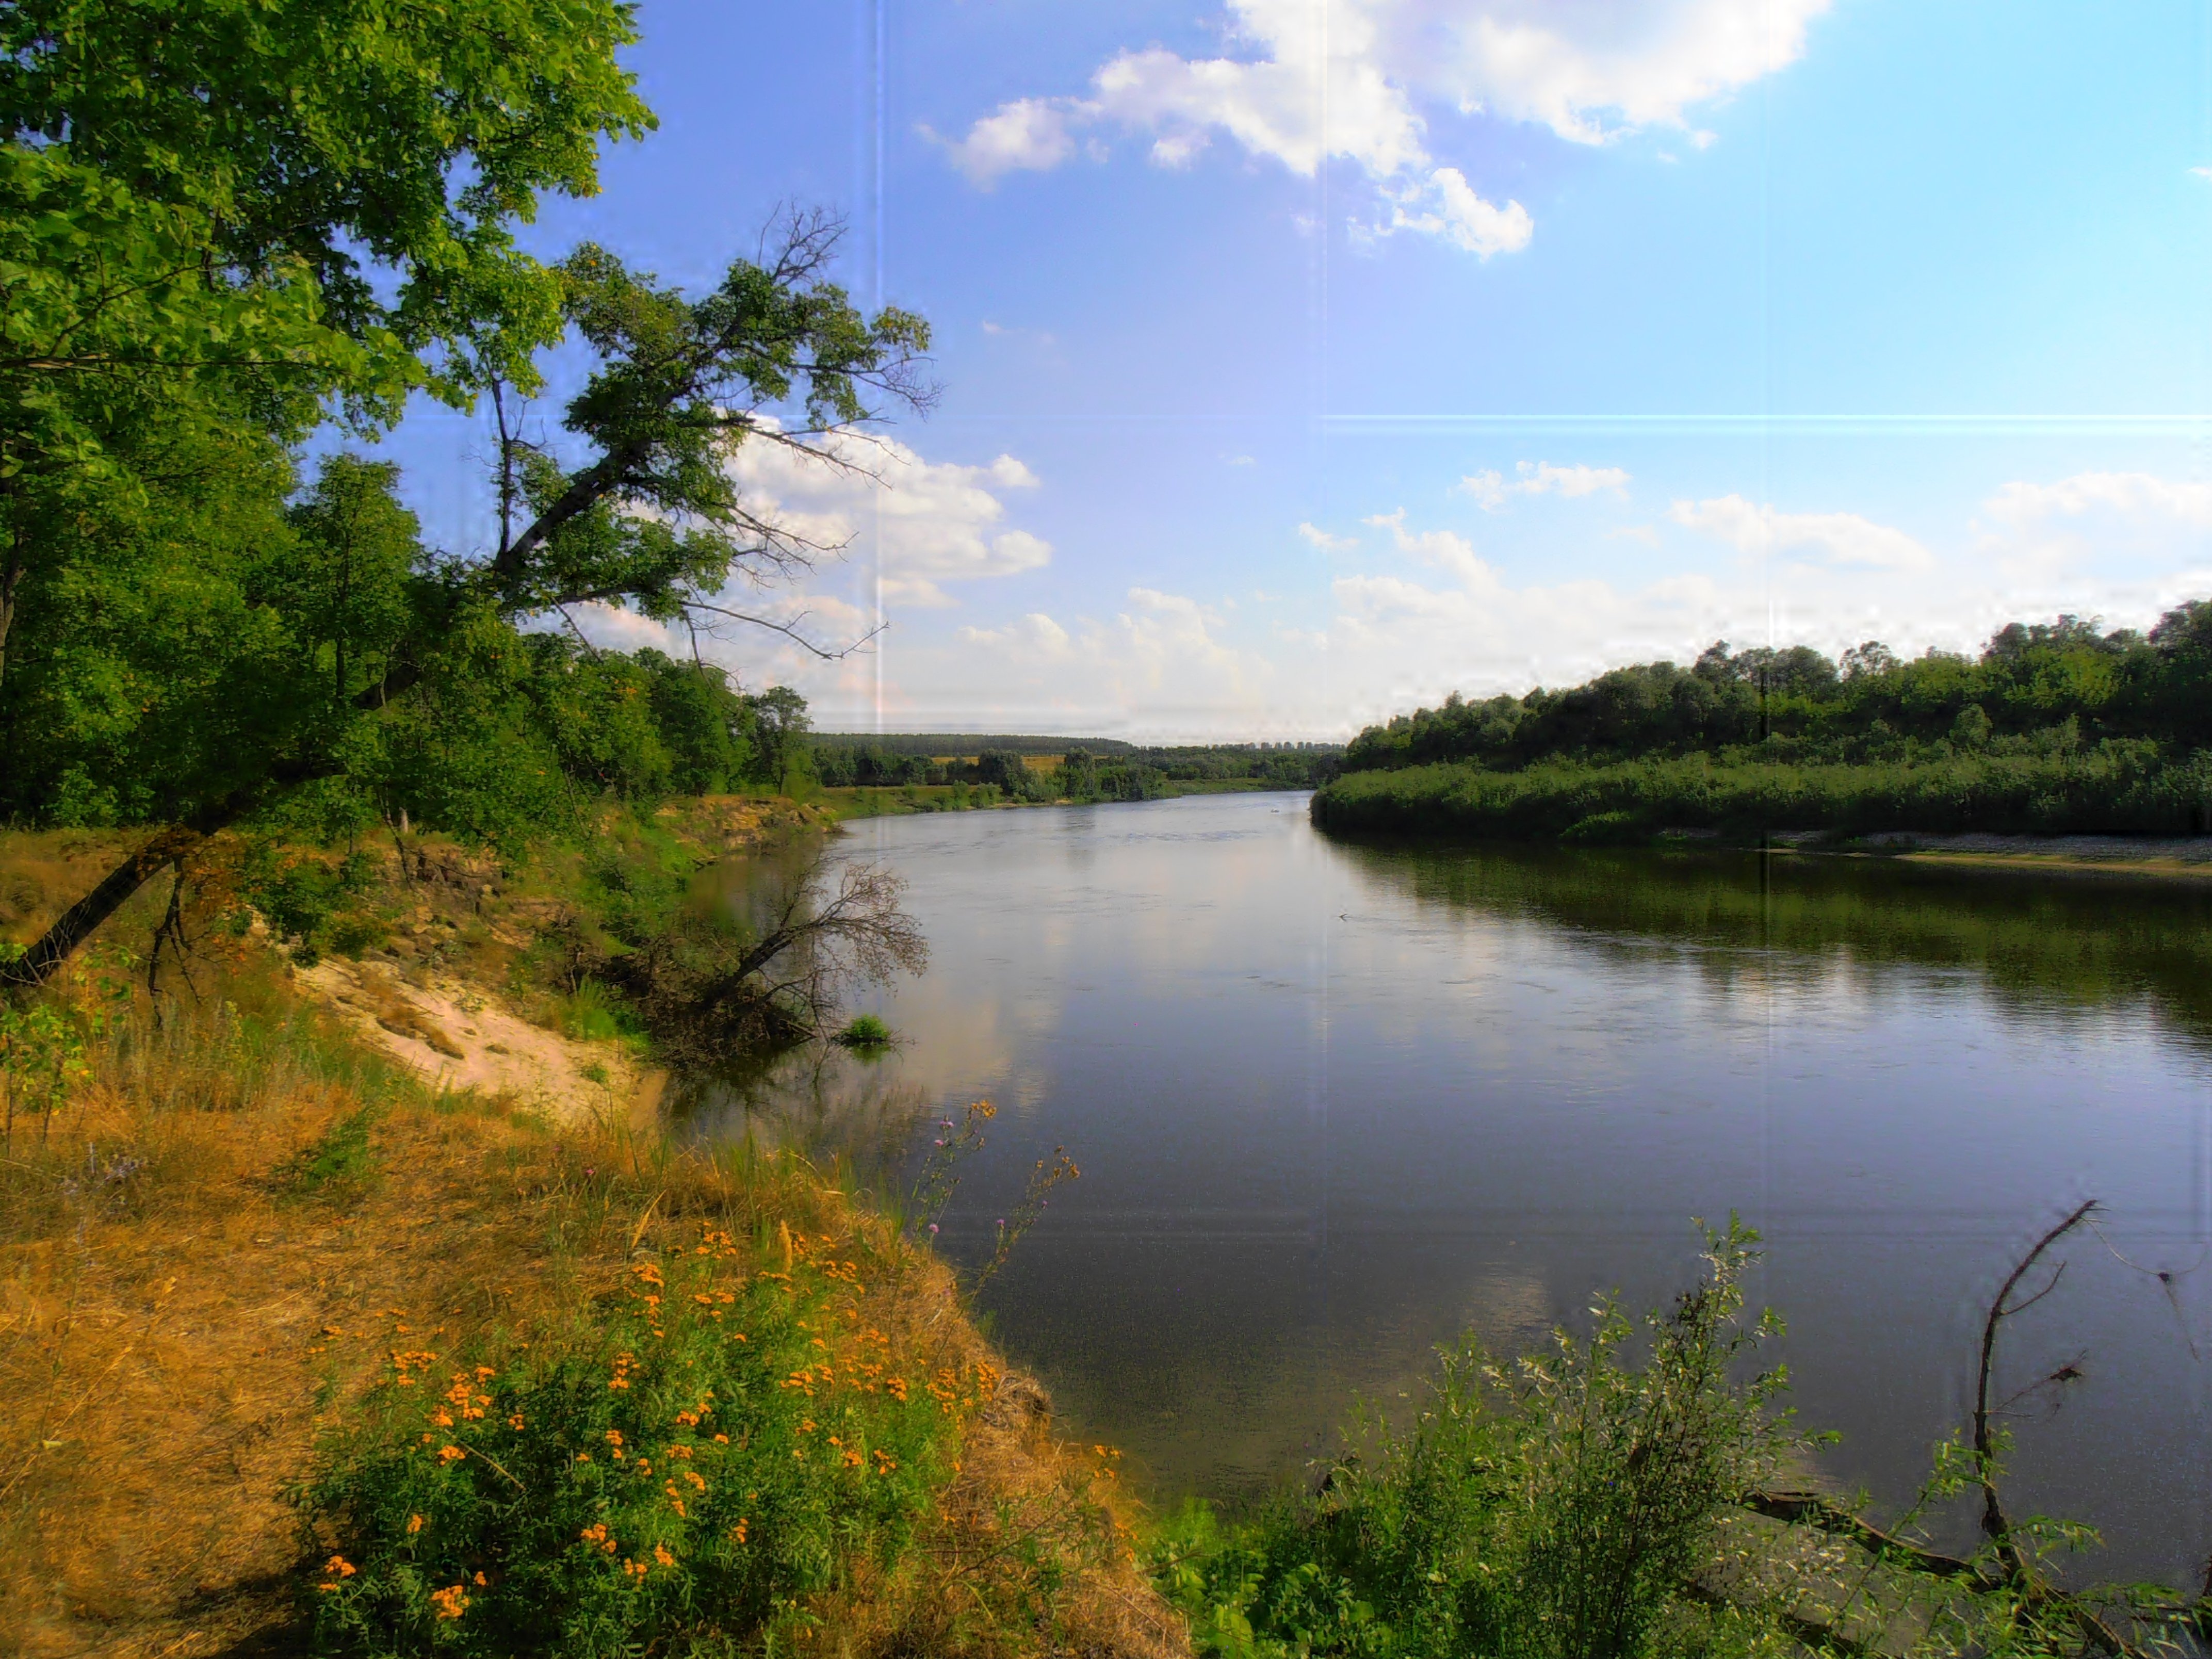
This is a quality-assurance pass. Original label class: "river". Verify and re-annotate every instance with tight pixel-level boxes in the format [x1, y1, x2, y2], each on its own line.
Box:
[679, 789, 2212, 1584]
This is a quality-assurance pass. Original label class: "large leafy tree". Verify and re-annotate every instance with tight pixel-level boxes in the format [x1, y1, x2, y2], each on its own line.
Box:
[0, 0, 654, 691]
[4, 216, 931, 988]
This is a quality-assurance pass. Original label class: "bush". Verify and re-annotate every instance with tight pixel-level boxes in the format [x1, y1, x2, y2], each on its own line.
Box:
[833, 1013, 892, 1050]
[301, 1223, 998, 1655]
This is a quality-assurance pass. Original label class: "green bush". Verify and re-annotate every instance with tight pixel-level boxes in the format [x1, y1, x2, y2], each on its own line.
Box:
[1153, 1220, 1803, 1659]
[833, 1014, 892, 1051]
[301, 1226, 986, 1655]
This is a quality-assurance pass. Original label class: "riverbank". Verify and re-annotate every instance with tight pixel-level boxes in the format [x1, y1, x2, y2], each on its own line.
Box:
[1311, 754, 2212, 880]
[812, 776, 1292, 820]
[0, 825, 1180, 1657]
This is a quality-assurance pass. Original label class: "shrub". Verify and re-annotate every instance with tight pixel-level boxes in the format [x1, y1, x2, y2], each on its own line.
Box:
[1156, 1219, 1802, 1659]
[299, 1222, 997, 1656]
[834, 1013, 892, 1051]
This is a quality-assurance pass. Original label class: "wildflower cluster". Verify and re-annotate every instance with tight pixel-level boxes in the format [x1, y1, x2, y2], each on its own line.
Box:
[300, 1222, 991, 1654]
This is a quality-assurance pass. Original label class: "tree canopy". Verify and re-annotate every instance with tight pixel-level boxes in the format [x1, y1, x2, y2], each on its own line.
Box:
[1341, 610, 2212, 775]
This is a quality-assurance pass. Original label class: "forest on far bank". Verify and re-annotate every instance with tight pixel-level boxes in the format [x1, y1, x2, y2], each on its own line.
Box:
[1315, 605, 2212, 842]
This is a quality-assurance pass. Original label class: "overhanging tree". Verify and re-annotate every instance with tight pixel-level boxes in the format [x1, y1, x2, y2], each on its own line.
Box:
[5, 213, 931, 989]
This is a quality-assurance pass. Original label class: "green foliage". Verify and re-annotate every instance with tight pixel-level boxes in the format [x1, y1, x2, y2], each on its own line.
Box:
[300, 1230, 973, 1656]
[0, 0, 653, 409]
[0, 941, 133, 1140]
[275, 1105, 382, 1202]
[558, 979, 637, 1046]
[833, 1013, 892, 1050]
[1338, 611, 2212, 790]
[1153, 1221, 1803, 1659]
[1313, 743, 2212, 842]
[237, 836, 380, 964]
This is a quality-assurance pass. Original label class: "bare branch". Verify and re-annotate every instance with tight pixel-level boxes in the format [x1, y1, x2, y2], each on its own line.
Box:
[681, 598, 886, 661]
[1974, 1198, 2099, 1582]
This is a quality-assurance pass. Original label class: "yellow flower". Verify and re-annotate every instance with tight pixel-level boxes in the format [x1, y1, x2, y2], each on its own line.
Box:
[326, 1556, 357, 1578]
[406, 1514, 425, 1535]
[430, 1584, 470, 1620]
[437, 1444, 466, 1465]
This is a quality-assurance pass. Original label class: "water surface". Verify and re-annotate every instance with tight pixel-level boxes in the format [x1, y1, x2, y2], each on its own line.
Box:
[681, 792, 2212, 1582]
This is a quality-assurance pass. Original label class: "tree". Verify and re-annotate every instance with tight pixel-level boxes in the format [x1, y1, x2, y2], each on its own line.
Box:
[5, 213, 932, 991]
[600, 854, 928, 1062]
[0, 0, 656, 703]
[747, 685, 815, 795]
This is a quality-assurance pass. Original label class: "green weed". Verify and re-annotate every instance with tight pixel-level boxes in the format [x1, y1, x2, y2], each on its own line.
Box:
[833, 1013, 892, 1051]
[275, 1106, 381, 1201]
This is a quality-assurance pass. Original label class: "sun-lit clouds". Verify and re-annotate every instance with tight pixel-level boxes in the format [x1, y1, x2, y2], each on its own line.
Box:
[932, 1, 1828, 253]
[1985, 470, 2212, 529]
[1298, 521, 1359, 551]
[721, 429, 1051, 609]
[1434, 0, 1831, 144]
[1460, 459, 1631, 508]
[926, 97, 1079, 187]
[1371, 165, 1533, 257]
[934, 586, 1293, 736]
[1974, 470, 2212, 587]
[1668, 494, 1933, 572]
[1364, 507, 1487, 583]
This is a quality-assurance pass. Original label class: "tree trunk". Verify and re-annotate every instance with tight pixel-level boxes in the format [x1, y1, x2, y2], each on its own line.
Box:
[2, 824, 207, 991]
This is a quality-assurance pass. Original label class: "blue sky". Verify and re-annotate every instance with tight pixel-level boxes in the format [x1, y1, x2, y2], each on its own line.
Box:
[377, 0, 2212, 738]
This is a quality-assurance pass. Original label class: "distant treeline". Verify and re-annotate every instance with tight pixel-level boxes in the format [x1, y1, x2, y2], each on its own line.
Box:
[1314, 603, 2212, 842]
[814, 739, 1340, 796]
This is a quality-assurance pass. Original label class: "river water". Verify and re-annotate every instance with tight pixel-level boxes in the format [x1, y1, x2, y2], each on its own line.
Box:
[680, 790, 2212, 1584]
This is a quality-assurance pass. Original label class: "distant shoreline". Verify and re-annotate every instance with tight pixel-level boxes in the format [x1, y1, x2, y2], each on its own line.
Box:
[1800, 832, 2212, 882]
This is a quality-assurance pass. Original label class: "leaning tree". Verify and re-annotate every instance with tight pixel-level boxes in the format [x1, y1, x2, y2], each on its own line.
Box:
[1, 2, 933, 990]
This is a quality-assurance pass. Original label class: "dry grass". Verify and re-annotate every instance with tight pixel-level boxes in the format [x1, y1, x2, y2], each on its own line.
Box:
[0, 926, 1185, 1656]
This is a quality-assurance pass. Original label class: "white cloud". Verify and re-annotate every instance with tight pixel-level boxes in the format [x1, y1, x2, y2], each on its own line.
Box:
[1460, 459, 1631, 508]
[724, 429, 1052, 608]
[926, 97, 1078, 187]
[1298, 521, 1359, 551]
[1669, 494, 1933, 572]
[1365, 507, 1488, 583]
[1375, 165, 1532, 257]
[944, 587, 1286, 734]
[2192, 166, 2212, 181]
[934, 1, 1828, 251]
[1984, 470, 2212, 529]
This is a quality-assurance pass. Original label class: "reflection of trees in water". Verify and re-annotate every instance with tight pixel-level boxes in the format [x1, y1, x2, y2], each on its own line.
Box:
[1336, 841, 2212, 1053]
[670, 1044, 934, 1196]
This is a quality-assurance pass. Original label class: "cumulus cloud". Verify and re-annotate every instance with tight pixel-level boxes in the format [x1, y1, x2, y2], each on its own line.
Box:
[1298, 521, 1360, 551]
[1984, 470, 2212, 528]
[1460, 459, 1631, 508]
[723, 431, 1051, 608]
[940, 587, 1286, 734]
[1669, 494, 1933, 572]
[926, 97, 1078, 187]
[1374, 166, 1533, 257]
[933, 1, 1828, 251]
